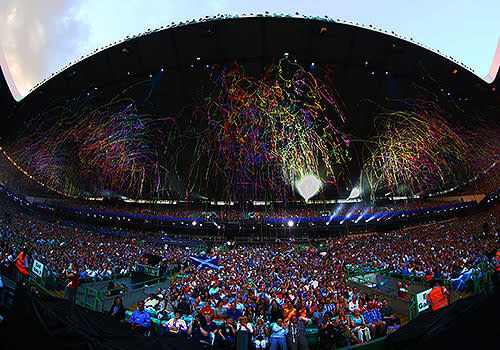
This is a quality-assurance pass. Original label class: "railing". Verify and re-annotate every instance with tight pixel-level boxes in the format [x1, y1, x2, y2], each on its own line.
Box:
[78, 270, 175, 312]
[372, 258, 494, 320]
[347, 262, 388, 277]
[349, 274, 419, 320]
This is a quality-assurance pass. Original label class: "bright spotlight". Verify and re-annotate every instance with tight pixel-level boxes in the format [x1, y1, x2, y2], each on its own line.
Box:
[295, 175, 322, 202]
[192, 221, 197, 226]
[347, 186, 361, 200]
[287, 220, 294, 227]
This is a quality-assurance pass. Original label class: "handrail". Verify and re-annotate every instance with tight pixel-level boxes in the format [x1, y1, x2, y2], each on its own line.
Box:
[349, 273, 418, 321]
[77, 269, 176, 311]
[28, 276, 60, 299]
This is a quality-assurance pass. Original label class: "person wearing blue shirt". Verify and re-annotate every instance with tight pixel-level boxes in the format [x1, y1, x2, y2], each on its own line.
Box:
[270, 318, 288, 350]
[227, 303, 242, 320]
[363, 302, 386, 338]
[129, 301, 151, 333]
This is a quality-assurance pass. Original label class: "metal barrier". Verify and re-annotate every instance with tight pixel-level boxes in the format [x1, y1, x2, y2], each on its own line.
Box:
[78, 270, 175, 312]
[347, 262, 389, 278]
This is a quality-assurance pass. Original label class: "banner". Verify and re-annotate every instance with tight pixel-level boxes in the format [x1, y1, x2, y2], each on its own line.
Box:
[32, 259, 44, 278]
[416, 287, 433, 312]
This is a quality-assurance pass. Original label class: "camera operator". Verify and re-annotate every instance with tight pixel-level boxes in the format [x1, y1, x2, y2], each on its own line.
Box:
[188, 313, 211, 345]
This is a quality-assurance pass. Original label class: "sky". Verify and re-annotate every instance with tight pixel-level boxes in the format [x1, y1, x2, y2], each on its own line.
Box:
[0, 0, 499, 101]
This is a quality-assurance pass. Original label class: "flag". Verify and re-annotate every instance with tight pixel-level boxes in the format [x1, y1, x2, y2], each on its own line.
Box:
[190, 256, 222, 270]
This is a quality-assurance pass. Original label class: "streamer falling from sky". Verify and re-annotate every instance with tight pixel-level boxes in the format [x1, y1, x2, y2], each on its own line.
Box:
[187, 58, 351, 200]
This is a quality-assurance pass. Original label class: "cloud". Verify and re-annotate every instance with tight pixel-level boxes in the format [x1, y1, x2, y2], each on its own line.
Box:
[0, 0, 89, 98]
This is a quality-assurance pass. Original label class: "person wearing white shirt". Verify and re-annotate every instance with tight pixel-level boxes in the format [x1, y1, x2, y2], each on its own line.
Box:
[164, 311, 187, 336]
[236, 317, 254, 333]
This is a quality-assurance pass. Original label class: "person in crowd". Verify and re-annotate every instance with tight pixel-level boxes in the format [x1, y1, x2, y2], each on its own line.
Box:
[397, 282, 410, 300]
[165, 294, 178, 314]
[253, 317, 269, 349]
[155, 293, 166, 313]
[214, 300, 227, 320]
[349, 308, 370, 343]
[200, 301, 215, 318]
[104, 281, 116, 297]
[236, 316, 253, 349]
[286, 315, 309, 350]
[227, 302, 242, 320]
[242, 305, 256, 321]
[363, 301, 386, 338]
[372, 294, 382, 309]
[270, 318, 288, 350]
[283, 301, 297, 322]
[348, 294, 359, 313]
[129, 301, 151, 333]
[15, 250, 29, 282]
[108, 296, 125, 321]
[177, 297, 191, 315]
[319, 311, 350, 349]
[270, 302, 283, 323]
[64, 265, 79, 302]
[144, 293, 159, 310]
[379, 299, 400, 327]
[164, 311, 188, 336]
[216, 317, 237, 348]
[204, 313, 218, 334]
[188, 313, 212, 345]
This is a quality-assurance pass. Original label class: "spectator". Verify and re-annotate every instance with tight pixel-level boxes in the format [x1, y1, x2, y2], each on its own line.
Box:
[286, 315, 309, 350]
[349, 308, 370, 343]
[216, 317, 237, 348]
[283, 301, 297, 322]
[236, 316, 253, 349]
[227, 303, 242, 320]
[270, 318, 288, 350]
[363, 301, 386, 338]
[104, 281, 116, 297]
[188, 314, 212, 345]
[144, 294, 159, 310]
[165, 295, 178, 314]
[129, 301, 151, 334]
[214, 300, 227, 320]
[64, 265, 79, 302]
[270, 302, 283, 323]
[177, 297, 191, 315]
[380, 299, 400, 327]
[253, 317, 269, 349]
[108, 296, 125, 321]
[200, 301, 215, 318]
[164, 311, 188, 336]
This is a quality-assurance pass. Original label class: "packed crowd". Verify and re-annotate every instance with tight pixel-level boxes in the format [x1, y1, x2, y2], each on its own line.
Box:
[1, 192, 499, 348]
[118, 206, 498, 349]
[0, 213, 191, 282]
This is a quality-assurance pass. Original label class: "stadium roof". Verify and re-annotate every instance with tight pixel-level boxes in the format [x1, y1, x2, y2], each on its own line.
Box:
[0, 16, 498, 200]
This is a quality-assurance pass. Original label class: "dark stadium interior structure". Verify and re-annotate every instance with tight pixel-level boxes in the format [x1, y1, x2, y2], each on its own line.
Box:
[1, 15, 500, 350]
[0, 17, 498, 202]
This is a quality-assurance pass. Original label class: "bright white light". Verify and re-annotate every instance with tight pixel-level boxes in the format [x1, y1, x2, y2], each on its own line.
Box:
[192, 221, 197, 226]
[287, 220, 294, 227]
[296, 175, 322, 202]
[347, 186, 361, 200]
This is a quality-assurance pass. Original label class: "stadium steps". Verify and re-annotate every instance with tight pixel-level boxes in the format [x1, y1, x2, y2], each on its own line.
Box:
[455, 290, 473, 299]
[394, 312, 409, 326]
[50, 289, 65, 298]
